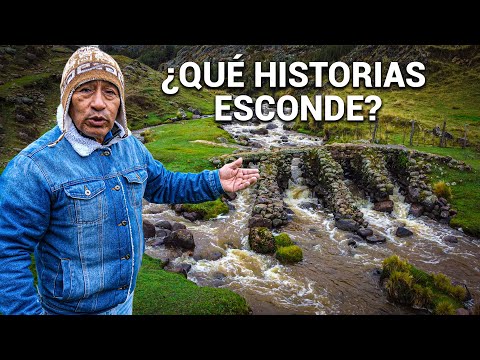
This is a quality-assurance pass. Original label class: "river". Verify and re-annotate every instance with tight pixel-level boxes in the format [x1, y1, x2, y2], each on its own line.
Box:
[140, 115, 480, 315]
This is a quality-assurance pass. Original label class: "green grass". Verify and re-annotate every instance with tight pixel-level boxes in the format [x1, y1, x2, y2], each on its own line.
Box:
[145, 117, 236, 172]
[133, 255, 250, 315]
[17, 254, 249, 315]
[182, 198, 229, 220]
[298, 59, 480, 147]
[420, 146, 480, 237]
[0, 73, 52, 97]
[382, 255, 466, 313]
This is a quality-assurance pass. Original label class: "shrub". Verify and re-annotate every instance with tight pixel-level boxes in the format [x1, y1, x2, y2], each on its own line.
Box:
[274, 233, 294, 248]
[434, 301, 456, 315]
[432, 273, 451, 292]
[385, 271, 414, 305]
[381, 255, 410, 280]
[433, 181, 452, 201]
[143, 129, 154, 144]
[275, 245, 303, 264]
[412, 284, 433, 308]
[449, 284, 467, 301]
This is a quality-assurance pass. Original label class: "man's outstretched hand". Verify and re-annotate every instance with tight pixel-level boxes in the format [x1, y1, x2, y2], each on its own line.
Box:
[219, 157, 260, 193]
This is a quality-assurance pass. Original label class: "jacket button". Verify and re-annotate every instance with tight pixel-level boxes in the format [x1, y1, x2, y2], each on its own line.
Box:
[122, 254, 131, 260]
[114, 185, 121, 191]
[85, 189, 91, 196]
[118, 285, 128, 290]
[120, 220, 127, 226]
[103, 150, 111, 156]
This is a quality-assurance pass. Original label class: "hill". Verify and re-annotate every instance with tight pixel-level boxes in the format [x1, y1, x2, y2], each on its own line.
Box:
[0, 45, 217, 172]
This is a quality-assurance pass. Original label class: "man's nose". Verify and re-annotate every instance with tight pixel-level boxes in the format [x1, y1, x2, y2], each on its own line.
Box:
[90, 88, 107, 110]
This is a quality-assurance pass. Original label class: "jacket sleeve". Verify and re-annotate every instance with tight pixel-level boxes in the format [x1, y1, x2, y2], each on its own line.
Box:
[142, 145, 226, 204]
[0, 154, 51, 315]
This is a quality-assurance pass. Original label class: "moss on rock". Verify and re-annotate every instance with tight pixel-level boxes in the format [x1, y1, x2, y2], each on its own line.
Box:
[275, 245, 303, 264]
[275, 233, 294, 248]
[249, 227, 276, 254]
[182, 198, 229, 220]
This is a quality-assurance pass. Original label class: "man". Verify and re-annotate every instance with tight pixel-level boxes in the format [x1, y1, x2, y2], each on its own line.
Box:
[0, 46, 259, 315]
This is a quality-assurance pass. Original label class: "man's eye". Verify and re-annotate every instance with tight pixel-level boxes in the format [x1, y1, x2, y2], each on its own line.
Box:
[105, 90, 117, 96]
[78, 88, 92, 93]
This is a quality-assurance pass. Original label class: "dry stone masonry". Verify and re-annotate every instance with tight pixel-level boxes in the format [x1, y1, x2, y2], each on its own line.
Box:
[215, 144, 471, 243]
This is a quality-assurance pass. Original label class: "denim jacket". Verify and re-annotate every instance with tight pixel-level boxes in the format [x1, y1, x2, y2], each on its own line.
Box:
[0, 126, 225, 315]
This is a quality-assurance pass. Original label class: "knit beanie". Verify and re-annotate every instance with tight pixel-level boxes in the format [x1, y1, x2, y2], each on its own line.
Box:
[54, 46, 128, 143]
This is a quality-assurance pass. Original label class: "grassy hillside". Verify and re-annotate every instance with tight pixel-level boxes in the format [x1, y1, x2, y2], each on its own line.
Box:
[144, 116, 235, 172]
[314, 59, 480, 148]
[0, 45, 217, 173]
[292, 45, 480, 149]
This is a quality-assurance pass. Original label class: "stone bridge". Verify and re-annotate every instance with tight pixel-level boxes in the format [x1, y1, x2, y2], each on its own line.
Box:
[216, 143, 471, 239]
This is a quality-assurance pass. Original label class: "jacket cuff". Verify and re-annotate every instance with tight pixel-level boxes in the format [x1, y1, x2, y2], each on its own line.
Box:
[209, 170, 226, 198]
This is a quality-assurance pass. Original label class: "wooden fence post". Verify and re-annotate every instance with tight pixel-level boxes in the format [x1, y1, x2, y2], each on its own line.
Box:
[409, 120, 415, 146]
[372, 119, 378, 143]
[439, 119, 447, 147]
[463, 124, 468, 149]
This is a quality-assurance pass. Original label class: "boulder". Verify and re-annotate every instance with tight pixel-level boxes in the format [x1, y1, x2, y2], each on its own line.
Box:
[165, 229, 195, 250]
[395, 227, 413, 237]
[248, 215, 272, 229]
[357, 228, 374, 238]
[155, 228, 172, 243]
[248, 227, 275, 254]
[223, 191, 237, 201]
[143, 219, 156, 239]
[155, 220, 172, 230]
[335, 219, 359, 232]
[183, 211, 202, 222]
[455, 308, 470, 315]
[373, 200, 394, 213]
[443, 235, 458, 244]
[409, 203, 424, 217]
[298, 202, 317, 210]
[171, 222, 187, 231]
[166, 263, 192, 278]
[250, 128, 268, 135]
[366, 235, 387, 244]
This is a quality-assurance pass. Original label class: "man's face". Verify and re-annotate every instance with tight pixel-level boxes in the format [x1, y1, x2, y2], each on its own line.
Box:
[69, 80, 120, 143]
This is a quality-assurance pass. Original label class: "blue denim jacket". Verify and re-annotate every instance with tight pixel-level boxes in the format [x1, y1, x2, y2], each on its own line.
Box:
[0, 126, 225, 315]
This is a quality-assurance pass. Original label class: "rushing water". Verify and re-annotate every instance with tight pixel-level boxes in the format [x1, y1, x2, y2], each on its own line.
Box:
[143, 112, 480, 314]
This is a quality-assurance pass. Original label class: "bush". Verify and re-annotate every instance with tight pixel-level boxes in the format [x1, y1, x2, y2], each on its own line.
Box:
[412, 284, 433, 308]
[449, 284, 467, 301]
[433, 181, 452, 201]
[274, 233, 294, 248]
[432, 273, 451, 293]
[385, 271, 414, 305]
[275, 245, 303, 264]
[381, 255, 410, 280]
[434, 301, 456, 315]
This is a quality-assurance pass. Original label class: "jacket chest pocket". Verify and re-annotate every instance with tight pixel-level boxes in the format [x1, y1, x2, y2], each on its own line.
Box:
[64, 180, 107, 224]
[122, 169, 148, 208]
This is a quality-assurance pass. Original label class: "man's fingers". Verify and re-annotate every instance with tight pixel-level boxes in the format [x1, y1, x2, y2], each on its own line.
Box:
[241, 173, 259, 181]
[229, 157, 243, 169]
[240, 168, 259, 175]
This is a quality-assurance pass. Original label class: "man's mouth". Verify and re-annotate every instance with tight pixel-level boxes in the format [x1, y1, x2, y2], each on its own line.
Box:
[87, 117, 107, 126]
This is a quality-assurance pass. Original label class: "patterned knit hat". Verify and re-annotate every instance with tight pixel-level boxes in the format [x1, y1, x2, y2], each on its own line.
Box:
[56, 46, 127, 139]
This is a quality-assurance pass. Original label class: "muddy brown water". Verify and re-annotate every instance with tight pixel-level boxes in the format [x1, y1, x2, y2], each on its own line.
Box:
[142, 117, 480, 315]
